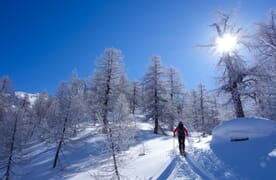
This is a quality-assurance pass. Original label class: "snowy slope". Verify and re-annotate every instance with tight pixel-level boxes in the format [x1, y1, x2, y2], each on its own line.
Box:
[11, 117, 276, 180]
[69, 122, 175, 179]
[211, 117, 276, 180]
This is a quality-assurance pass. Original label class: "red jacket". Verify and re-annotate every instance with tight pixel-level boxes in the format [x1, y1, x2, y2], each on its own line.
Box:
[173, 126, 188, 137]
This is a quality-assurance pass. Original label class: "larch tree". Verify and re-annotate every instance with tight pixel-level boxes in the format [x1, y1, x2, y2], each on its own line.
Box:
[104, 94, 136, 179]
[197, 84, 221, 134]
[206, 93, 221, 132]
[51, 82, 72, 168]
[50, 71, 87, 168]
[129, 81, 142, 115]
[198, 84, 208, 133]
[143, 56, 167, 134]
[88, 72, 103, 124]
[1, 94, 30, 180]
[188, 90, 200, 130]
[0, 77, 13, 123]
[164, 67, 184, 130]
[254, 10, 276, 120]
[91, 48, 125, 133]
[69, 70, 88, 134]
[183, 85, 221, 134]
[29, 91, 51, 140]
[206, 12, 251, 118]
[91, 49, 135, 179]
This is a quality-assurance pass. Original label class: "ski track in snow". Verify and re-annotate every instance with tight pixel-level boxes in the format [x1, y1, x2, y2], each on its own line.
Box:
[184, 154, 215, 180]
[156, 155, 177, 180]
[162, 136, 240, 180]
[162, 152, 213, 180]
[156, 138, 209, 180]
[165, 155, 201, 180]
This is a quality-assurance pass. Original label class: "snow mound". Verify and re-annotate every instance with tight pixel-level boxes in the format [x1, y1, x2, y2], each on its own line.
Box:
[211, 117, 276, 180]
[212, 117, 276, 143]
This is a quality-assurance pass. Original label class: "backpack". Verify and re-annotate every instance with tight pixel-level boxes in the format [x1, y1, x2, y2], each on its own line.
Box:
[178, 123, 185, 137]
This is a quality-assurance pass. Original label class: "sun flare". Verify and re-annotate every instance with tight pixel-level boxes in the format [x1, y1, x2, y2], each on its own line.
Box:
[215, 33, 238, 54]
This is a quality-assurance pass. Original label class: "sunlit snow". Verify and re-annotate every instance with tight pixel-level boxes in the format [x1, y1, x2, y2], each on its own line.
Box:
[3, 117, 276, 179]
[269, 148, 276, 157]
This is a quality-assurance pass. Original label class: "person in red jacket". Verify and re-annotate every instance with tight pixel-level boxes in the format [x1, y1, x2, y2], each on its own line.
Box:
[173, 121, 188, 155]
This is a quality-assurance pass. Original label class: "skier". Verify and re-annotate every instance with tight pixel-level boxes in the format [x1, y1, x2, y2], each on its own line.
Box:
[173, 121, 188, 156]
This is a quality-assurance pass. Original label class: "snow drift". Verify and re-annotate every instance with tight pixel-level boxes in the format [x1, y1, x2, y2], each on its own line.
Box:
[211, 117, 276, 180]
[212, 117, 276, 143]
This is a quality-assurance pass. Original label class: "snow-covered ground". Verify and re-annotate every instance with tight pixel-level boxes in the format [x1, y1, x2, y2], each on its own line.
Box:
[11, 117, 276, 179]
[211, 117, 276, 179]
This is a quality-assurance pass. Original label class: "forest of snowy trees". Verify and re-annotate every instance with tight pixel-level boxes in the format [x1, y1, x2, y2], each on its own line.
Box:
[0, 10, 276, 180]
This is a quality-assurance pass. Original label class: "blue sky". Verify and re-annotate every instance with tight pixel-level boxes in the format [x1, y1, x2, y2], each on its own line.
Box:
[0, 0, 275, 93]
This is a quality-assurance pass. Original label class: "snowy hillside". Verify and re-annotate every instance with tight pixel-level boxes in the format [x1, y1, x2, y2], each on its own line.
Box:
[9, 117, 276, 179]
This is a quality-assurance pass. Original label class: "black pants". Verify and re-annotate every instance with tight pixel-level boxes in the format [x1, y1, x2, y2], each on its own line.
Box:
[178, 136, 185, 153]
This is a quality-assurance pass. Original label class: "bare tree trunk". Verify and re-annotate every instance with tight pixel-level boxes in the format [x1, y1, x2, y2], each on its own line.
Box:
[5, 116, 18, 180]
[225, 55, 245, 118]
[154, 89, 158, 134]
[154, 116, 158, 134]
[169, 70, 174, 131]
[5, 98, 27, 180]
[199, 84, 205, 132]
[132, 84, 137, 114]
[153, 60, 159, 134]
[231, 83, 245, 118]
[53, 139, 62, 168]
[103, 73, 111, 133]
[53, 117, 67, 168]
[108, 128, 120, 180]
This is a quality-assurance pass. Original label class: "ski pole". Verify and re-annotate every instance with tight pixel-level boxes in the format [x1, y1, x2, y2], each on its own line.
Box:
[173, 133, 177, 155]
[173, 135, 175, 155]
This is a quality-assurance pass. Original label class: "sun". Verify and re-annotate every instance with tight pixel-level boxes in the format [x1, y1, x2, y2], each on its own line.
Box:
[215, 33, 238, 54]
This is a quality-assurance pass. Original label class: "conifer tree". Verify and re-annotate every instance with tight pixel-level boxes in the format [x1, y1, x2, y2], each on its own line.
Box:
[143, 56, 167, 134]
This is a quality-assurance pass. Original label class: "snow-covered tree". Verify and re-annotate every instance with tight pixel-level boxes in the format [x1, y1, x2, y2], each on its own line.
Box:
[207, 12, 251, 118]
[87, 72, 102, 124]
[49, 71, 88, 168]
[0, 76, 13, 94]
[197, 85, 221, 134]
[118, 74, 131, 100]
[198, 84, 208, 132]
[129, 81, 142, 114]
[207, 93, 220, 132]
[69, 70, 89, 134]
[183, 85, 221, 134]
[163, 67, 184, 130]
[88, 48, 135, 178]
[29, 91, 51, 139]
[253, 10, 276, 120]
[143, 56, 167, 134]
[102, 94, 136, 179]
[91, 48, 125, 133]
[0, 77, 13, 123]
[184, 90, 200, 129]
[0, 94, 31, 180]
[50, 82, 72, 168]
